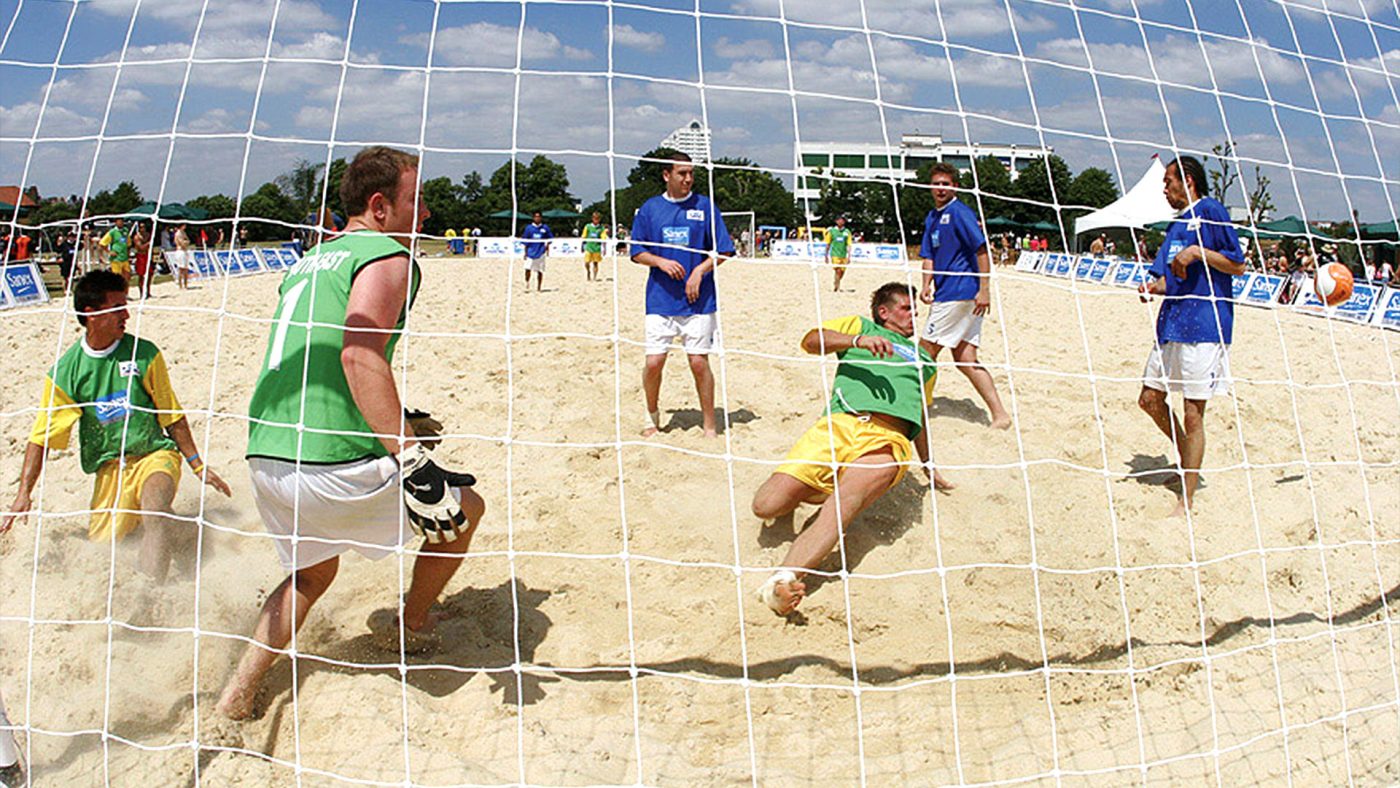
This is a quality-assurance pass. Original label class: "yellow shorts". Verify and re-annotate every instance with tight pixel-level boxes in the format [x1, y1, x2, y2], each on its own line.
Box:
[775, 413, 912, 496]
[584, 252, 602, 264]
[88, 449, 181, 541]
[110, 259, 130, 275]
[830, 257, 848, 270]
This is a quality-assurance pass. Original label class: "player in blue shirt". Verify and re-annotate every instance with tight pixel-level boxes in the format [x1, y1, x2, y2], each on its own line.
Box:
[521, 211, 554, 292]
[1138, 155, 1245, 517]
[917, 162, 1011, 431]
[629, 151, 735, 438]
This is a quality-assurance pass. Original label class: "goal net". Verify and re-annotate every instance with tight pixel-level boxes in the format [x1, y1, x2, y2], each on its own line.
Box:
[1, 0, 1397, 785]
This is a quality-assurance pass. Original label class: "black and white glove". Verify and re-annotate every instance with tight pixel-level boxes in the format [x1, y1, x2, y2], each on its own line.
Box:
[399, 443, 476, 543]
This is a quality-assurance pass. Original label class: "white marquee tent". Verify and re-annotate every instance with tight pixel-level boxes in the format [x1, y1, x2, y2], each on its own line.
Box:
[1073, 157, 1177, 238]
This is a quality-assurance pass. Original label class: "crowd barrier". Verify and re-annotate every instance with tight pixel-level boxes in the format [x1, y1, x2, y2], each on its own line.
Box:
[769, 239, 906, 261]
[188, 246, 301, 279]
[0, 261, 50, 311]
[474, 238, 588, 258]
[1015, 251, 1398, 331]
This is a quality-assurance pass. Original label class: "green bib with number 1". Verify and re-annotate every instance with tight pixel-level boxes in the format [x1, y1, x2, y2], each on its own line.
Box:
[246, 231, 420, 463]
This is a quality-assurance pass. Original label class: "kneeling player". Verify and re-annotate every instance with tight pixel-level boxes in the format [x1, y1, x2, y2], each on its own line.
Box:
[218, 147, 485, 720]
[750, 283, 949, 615]
[2, 271, 231, 582]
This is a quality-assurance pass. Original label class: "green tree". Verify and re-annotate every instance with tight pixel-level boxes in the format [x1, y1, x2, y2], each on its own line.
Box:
[419, 176, 469, 236]
[586, 147, 682, 228]
[85, 181, 143, 217]
[959, 156, 1016, 222]
[23, 199, 79, 229]
[275, 158, 327, 221]
[1011, 154, 1072, 229]
[479, 155, 575, 228]
[1064, 167, 1118, 231]
[707, 157, 797, 228]
[321, 157, 347, 218]
[187, 193, 236, 218]
[240, 182, 299, 240]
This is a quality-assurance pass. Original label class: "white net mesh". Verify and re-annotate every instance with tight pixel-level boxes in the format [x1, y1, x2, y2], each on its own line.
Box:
[1, 0, 1398, 785]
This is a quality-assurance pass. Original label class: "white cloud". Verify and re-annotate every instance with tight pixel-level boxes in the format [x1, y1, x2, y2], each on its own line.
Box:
[402, 23, 593, 66]
[612, 24, 665, 53]
[712, 37, 775, 60]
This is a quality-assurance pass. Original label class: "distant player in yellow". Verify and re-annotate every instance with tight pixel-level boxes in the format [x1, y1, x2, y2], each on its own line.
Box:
[824, 216, 853, 292]
[99, 217, 130, 288]
[1, 270, 231, 582]
[582, 211, 607, 281]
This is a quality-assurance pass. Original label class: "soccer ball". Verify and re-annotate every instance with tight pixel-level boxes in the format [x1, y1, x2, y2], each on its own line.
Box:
[1314, 262, 1354, 307]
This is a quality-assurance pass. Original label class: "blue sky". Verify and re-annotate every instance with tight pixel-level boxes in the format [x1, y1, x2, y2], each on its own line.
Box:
[1, 0, 1396, 223]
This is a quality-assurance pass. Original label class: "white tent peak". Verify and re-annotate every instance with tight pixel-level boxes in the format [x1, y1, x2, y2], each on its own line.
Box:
[1074, 158, 1176, 237]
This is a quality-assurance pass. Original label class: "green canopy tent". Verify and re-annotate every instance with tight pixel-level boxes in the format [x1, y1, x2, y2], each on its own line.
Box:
[488, 209, 534, 220]
[127, 201, 209, 221]
[541, 208, 583, 220]
[1028, 221, 1060, 233]
[0, 200, 28, 216]
[1360, 219, 1398, 241]
[983, 216, 1020, 230]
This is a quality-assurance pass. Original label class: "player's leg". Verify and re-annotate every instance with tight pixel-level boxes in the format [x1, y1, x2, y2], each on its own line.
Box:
[135, 466, 179, 584]
[768, 450, 901, 614]
[0, 689, 22, 787]
[217, 556, 340, 720]
[751, 473, 826, 520]
[1137, 385, 1183, 446]
[642, 352, 668, 437]
[951, 340, 1011, 429]
[401, 487, 485, 633]
[1175, 398, 1208, 514]
[686, 353, 717, 437]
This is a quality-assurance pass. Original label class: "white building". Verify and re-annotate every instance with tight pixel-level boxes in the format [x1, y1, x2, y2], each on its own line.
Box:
[795, 132, 1053, 213]
[661, 119, 712, 163]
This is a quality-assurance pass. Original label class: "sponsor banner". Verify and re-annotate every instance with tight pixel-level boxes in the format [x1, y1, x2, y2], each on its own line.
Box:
[191, 250, 222, 278]
[1087, 257, 1114, 283]
[549, 238, 583, 257]
[1073, 256, 1095, 280]
[277, 249, 300, 269]
[1241, 273, 1285, 306]
[1, 262, 47, 309]
[259, 248, 286, 271]
[771, 240, 825, 259]
[1043, 253, 1074, 278]
[850, 243, 905, 262]
[1231, 274, 1249, 301]
[216, 250, 240, 275]
[1110, 261, 1139, 287]
[1014, 250, 1044, 272]
[478, 237, 523, 258]
[1294, 278, 1381, 322]
[236, 248, 263, 275]
[1372, 287, 1400, 330]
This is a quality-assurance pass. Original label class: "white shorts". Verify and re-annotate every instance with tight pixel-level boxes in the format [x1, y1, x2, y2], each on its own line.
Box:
[524, 256, 547, 273]
[1143, 342, 1231, 401]
[248, 455, 454, 571]
[921, 299, 983, 348]
[645, 312, 719, 355]
[167, 250, 189, 270]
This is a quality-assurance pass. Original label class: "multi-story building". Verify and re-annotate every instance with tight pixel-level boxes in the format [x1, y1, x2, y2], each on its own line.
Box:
[794, 132, 1052, 212]
[660, 119, 712, 164]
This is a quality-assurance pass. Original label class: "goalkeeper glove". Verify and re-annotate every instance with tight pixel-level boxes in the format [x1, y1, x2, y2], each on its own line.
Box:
[399, 443, 476, 543]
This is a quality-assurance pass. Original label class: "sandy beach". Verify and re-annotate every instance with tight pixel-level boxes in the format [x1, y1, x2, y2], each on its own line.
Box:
[2, 250, 1397, 785]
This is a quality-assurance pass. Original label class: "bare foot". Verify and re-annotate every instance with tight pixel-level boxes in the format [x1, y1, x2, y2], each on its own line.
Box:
[933, 470, 956, 491]
[772, 580, 806, 615]
[989, 415, 1013, 430]
[216, 681, 257, 721]
[640, 425, 660, 438]
[1164, 499, 1189, 518]
[367, 608, 441, 655]
[703, 428, 718, 439]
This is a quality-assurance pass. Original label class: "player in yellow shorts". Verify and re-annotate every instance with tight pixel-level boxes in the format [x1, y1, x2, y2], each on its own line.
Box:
[2, 270, 230, 583]
[750, 282, 952, 615]
[581, 210, 607, 281]
[824, 215, 854, 292]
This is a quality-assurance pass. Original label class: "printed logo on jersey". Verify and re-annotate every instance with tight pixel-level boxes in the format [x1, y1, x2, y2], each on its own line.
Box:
[930, 230, 941, 248]
[1186, 217, 1202, 232]
[94, 390, 132, 424]
[119, 360, 139, 377]
[686, 209, 705, 221]
[889, 342, 918, 362]
[663, 226, 690, 247]
[1166, 240, 1185, 263]
[940, 213, 952, 225]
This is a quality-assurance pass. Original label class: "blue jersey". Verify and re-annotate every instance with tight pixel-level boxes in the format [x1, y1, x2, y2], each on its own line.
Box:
[1148, 197, 1242, 345]
[630, 192, 735, 316]
[521, 222, 553, 259]
[919, 198, 987, 302]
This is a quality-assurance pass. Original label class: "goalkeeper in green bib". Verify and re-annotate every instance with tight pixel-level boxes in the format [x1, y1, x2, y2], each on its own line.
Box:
[218, 147, 485, 721]
[751, 283, 953, 616]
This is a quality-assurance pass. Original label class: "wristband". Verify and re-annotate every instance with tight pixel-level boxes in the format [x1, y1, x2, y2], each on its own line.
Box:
[852, 335, 863, 351]
[185, 453, 201, 468]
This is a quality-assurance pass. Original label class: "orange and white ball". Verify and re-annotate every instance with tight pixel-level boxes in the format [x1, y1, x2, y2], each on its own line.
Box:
[1314, 262, 1354, 307]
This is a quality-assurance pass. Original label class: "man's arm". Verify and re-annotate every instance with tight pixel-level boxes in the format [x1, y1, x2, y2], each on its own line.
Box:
[973, 244, 991, 315]
[342, 254, 415, 455]
[1171, 244, 1245, 279]
[631, 249, 685, 279]
[164, 418, 232, 497]
[2, 442, 47, 533]
[800, 327, 894, 357]
[684, 253, 733, 302]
